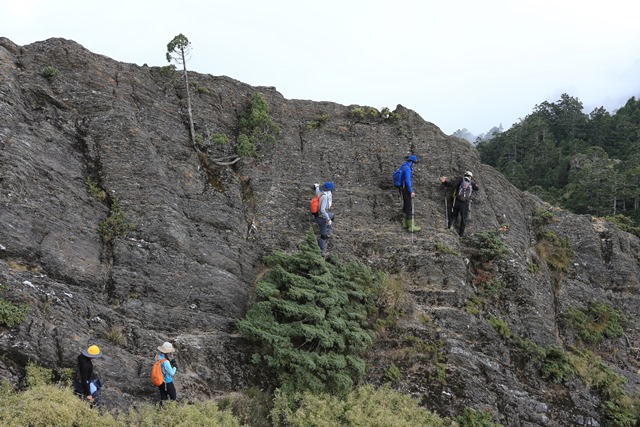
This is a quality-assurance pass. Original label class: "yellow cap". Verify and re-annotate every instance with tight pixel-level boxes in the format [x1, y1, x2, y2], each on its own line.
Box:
[82, 345, 103, 358]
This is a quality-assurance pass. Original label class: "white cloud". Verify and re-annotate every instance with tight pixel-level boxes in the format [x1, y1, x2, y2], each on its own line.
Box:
[1, 0, 639, 135]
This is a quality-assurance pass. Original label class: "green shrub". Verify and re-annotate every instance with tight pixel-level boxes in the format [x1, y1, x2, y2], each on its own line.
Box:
[402, 335, 447, 385]
[487, 316, 510, 338]
[513, 337, 574, 384]
[56, 368, 75, 386]
[535, 231, 573, 271]
[86, 177, 106, 201]
[217, 387, 273, 427]
[159, 64, 176, 75]
[0, 297, 29, 327]
[456, 407, 503, 427]
[563, 303, 627, 344]
[512, 336, 546, 362]
[539, 346, 575, 384]
[211, 133, 229, 145]
[465, 296, 482, 315]
[236, 133, 256, 157]
[435, 242, 460, 256]
[467, 231, 509, 264]
[569, 349, 638, 426]
[98, 198, 135, 242]
[40, 65, 59, 80]
[0, 383, 116, 427]
[237, 230, 382, 395]
[477, 279, 504, 300]
[532, 208, 554, 229]
[271, 384, 452, 427]
[121, 400, 241, 426]
[603, 214, 640, 237]
[305, 114, 330, 129]
[237, 92, 280, 157]
[349, 106, 387, 123]
[371, 273, 411, 329]
[106, 325, 127, 347]
[190, 81, 209, 94]
[24, 363, 53, 388]
[349, 107, 367, 121]
[384, 363, 402, 384]
[380, 107, 401, 122]
[0, 379, 243, 427]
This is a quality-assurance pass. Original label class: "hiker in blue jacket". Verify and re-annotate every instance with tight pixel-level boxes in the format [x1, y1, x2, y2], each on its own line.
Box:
[399, 155, 421, 232]
[155, 341, 178, 402]
[439, 171, 479, 237]
[313, 181, 335, 257]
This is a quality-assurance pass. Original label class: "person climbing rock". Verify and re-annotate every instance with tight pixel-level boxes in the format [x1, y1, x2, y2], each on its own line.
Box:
[439, 171, 479, 237]
[396, 155, 421, 232]
[154, 341, 178, 402]
[312, 181, 335, 257]
[76, 344, 104, 408]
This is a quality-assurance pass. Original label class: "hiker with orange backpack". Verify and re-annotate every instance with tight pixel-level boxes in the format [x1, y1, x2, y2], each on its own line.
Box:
[153, 341, 178, 402]
[311, 182, 335, 257]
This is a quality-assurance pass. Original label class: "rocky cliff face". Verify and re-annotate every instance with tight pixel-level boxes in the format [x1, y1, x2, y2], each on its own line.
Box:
[1, 37, 639, 426]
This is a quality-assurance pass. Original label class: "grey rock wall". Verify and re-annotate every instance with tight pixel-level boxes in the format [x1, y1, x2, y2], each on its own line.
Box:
[1, 37, 639, 425]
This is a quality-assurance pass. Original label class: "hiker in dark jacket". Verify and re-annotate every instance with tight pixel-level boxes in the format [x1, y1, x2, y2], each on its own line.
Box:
[313, 181, 335, 257]
[77, 344, 103, 408]
[398, 155, 421, 232]
[439, 171, 479, 237]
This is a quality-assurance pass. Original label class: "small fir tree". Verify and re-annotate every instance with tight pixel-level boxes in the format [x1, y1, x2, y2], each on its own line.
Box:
[237, 230, 381, 395]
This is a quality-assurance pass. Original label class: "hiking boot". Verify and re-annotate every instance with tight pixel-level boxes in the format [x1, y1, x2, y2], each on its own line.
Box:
[318, 238, 327, 257]
[406, 219, 421, 232]
[402, 218, 409, 229]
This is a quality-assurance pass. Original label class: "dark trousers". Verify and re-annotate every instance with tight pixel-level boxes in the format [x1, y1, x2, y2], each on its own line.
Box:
[158, 381, 177, 401]
[448, 199, 470, 236]
[315, 213, 334, 255]
[401, 187, 412, 219]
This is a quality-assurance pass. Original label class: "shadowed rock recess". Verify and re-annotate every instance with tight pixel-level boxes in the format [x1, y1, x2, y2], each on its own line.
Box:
[1, 37, 639, 426]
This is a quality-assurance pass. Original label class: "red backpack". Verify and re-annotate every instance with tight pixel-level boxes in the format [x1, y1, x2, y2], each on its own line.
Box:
[150, 355, 165, 386]
[310, 194, 321, 215]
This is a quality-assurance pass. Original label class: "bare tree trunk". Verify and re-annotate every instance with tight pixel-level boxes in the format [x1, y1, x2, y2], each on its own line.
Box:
[181, 48, 196, 149]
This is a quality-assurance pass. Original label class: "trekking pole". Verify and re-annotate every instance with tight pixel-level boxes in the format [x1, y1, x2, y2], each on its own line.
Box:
[444, 195, 448, 228]
[411, 199, 415, 244]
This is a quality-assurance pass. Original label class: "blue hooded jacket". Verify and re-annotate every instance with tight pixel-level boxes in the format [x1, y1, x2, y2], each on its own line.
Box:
[401, 161, 414, 193]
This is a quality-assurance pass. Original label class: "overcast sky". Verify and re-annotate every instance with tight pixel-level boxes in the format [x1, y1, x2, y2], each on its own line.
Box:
[2, 0, 639, 136]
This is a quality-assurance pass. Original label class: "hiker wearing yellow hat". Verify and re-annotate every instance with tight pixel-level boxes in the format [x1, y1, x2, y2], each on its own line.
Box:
[153, 341, 178, 402]
[77, 344, 104, 407]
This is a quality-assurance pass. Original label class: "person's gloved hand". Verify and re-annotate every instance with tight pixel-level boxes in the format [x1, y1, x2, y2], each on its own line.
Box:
[170, 359, 177, 368]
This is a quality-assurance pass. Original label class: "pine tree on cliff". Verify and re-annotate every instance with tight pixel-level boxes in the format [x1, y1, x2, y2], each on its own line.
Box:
[166, 33, 196, 149]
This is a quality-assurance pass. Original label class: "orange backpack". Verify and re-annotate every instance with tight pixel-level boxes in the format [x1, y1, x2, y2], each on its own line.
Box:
[310, 194, 321, 215]
[151, 355, 165, 386]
